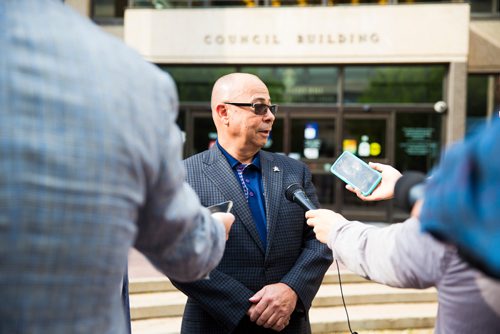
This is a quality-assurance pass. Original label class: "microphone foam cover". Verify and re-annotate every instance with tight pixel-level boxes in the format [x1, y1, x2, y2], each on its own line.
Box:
[394, 171, 426, 212]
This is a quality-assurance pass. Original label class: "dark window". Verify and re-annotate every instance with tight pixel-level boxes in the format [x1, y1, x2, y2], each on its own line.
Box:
[395, 113, 442, 173]
[344, 66, 445, 104]
[469, 0, 498, 14]
[169, 65, 445, 223]
[264, 118, 285, 153]
[290, 117, 336, 160]
[92, 0, 126, 18]
[343, 119, 386, 159]
[161, 66, 237, 102]
[241, 66, 338, 104]
[467, 74, 489, 135]
[193, 117, 217, 155]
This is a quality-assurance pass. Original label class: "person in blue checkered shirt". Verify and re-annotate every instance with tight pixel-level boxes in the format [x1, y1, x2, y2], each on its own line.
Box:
[0, 1, 234, 333]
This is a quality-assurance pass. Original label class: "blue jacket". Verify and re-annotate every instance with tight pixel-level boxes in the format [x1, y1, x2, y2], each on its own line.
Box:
[420, 119, 500, 278]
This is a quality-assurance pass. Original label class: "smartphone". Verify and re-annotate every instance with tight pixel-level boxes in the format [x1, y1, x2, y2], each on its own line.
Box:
[207, 200, 233, 214]
[330, 151, 382, 196]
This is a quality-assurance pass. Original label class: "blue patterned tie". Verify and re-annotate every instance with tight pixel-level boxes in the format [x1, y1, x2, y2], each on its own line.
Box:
[235, 163, 267, 249]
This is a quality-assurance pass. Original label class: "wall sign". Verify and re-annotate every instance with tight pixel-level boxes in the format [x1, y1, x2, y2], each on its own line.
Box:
[125, 4, 469, 64]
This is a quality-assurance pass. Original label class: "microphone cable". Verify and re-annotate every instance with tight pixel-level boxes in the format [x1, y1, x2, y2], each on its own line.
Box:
[335, 259, 358, 334]
[285, 183, 358, 333]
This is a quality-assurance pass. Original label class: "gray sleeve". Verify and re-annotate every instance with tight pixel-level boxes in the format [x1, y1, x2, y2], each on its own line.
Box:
[134, 74, 226, 282]
[328, 217, 449, 289]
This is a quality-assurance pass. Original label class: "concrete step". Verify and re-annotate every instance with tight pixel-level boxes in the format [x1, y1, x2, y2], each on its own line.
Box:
[130, 277, 177, 294]
[131, 302, 437, 334]
[310, 303, 437, 333]
[313, 283, 436, 307]
[130, 290, 186, 320]
[326, 330, 434, 334]
[129, 270, 368, 294]
[130, 282, 437, 320]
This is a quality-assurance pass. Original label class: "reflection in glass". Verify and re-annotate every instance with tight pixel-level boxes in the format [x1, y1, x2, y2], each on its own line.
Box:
[160, 66, 237, 102]
[469, 0, 496, 14]
[193, 117, 217, 155]
[241, 66, 338, 104]
[191, 117, 283, 156]
[93, 0, 124, 18]
[177, 109, 186, 157]
[342, 185, 386, 212]
[467, 74, 490, 135]
[290, 118, 336, 160]
[264, 118, 284, 153]
[395, 113, 441, 173]
[312, 174, 335, 205]
[345, 66, 445, 104]
[343, 119, 386, 159]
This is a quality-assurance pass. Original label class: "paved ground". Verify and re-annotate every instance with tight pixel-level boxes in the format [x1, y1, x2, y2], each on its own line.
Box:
[127, 223, 394, 278]
[129, 249, 164, 279]
[128, 249, 435, 334]
[128, 248, 344, 279]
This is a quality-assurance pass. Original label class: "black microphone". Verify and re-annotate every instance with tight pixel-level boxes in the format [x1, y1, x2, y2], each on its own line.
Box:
[285, 183, 317, 211]
[394, 171, 426, 213]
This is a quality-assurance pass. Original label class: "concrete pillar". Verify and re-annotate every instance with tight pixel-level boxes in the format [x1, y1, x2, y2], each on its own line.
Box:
[65, 0, 91, 17]
[445, 62, 468, 144]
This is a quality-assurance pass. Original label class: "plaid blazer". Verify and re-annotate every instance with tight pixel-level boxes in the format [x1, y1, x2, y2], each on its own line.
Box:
[0, 1, 225, 333]
[172, 146, 333, 333]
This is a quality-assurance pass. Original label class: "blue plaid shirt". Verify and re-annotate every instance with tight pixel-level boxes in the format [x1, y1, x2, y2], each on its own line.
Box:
[0, 1, 225, 332]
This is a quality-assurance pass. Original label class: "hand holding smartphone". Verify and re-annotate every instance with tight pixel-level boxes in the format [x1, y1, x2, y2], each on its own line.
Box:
[208, 201, 234, 240]
[330, 151, 382, 196]
[207, 200, 233, 214]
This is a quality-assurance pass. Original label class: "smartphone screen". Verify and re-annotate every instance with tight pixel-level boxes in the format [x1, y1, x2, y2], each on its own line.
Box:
[207, 200, 233, 214]
[330, 151, 382, 196]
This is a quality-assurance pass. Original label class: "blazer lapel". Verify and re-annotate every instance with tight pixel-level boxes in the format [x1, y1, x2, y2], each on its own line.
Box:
[260, 151, 283, 258]
[203, 146, 266, 254]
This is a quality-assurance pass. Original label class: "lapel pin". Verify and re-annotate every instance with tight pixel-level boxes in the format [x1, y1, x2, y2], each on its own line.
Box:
[273, 166, 280, 172]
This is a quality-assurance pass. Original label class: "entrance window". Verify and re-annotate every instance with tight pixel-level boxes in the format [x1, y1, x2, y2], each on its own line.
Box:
[344, 65, 446, 104]
[241, 66, 338, 104]
[469, 0, 500, 15]
[466, 74, 500, 136]
[290, 117, 336, 161]
[343, 119, 386, 159]
[161, 66, 237, 102]
[193, 117, 217, 155]
[172, 64, 446, 223]
[395, 113, 442, 173]
[313, 174, 336, 205]
[189, 115, 284, 156]
[265, 118, 285, 153]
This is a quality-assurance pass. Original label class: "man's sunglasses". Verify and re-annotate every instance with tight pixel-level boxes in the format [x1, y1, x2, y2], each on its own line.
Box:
[224, 102, 278, 116]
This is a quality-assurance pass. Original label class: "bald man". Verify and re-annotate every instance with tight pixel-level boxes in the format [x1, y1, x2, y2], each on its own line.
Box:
[171, 73, 332, 334]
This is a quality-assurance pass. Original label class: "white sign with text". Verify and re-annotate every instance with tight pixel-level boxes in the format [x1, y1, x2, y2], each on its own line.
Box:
[124, 4, 469, 64]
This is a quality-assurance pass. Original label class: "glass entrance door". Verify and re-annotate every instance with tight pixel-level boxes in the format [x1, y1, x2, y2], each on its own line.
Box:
[338, 112, 394, 222]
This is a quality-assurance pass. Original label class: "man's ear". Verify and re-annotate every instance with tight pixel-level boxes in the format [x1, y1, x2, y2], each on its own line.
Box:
[215, 103, 229, 126]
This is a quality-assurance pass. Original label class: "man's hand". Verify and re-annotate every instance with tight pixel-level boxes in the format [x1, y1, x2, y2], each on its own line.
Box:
[211, 212, 235, 240]
[411, 199, 423, 218]
[346, 162, 402, 202]
[305, 209, 348, 244]
[247, 283, 297, 332]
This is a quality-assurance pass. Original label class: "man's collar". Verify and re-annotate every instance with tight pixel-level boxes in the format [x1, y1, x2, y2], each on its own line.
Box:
[216, 140, 261, 169]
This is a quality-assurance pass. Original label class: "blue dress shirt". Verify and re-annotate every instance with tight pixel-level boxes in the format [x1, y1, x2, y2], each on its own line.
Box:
[217, 142, 268, 249]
